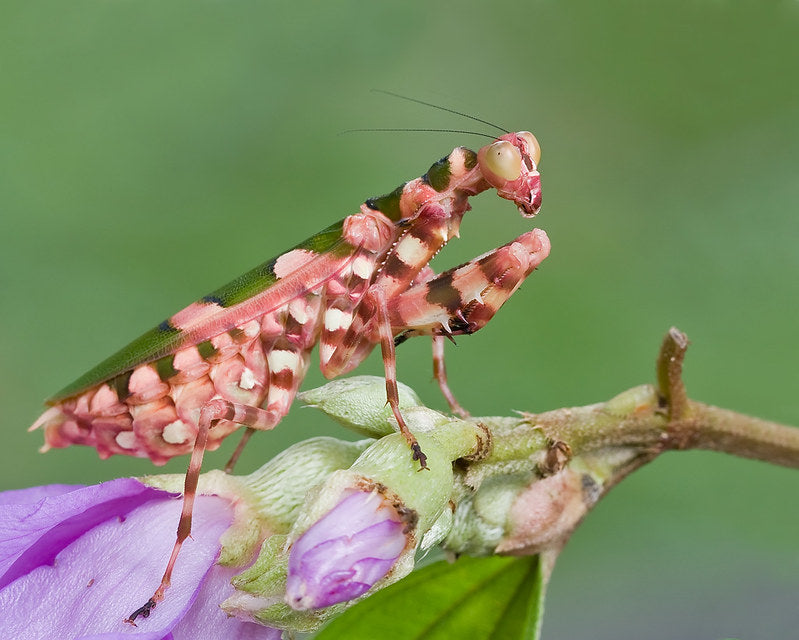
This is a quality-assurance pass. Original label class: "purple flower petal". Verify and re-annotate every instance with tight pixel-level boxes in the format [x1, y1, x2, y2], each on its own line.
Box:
[0, 478, 166, 589]
[0, 484, 82, 507]
[0, 489, 233, 639]
[296, 520, 405, 579]
[173, 564, 282, 640]
[286, 491, 407, 610]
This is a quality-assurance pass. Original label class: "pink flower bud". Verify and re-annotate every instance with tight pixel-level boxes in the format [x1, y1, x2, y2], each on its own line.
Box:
[286, 490, 408, 610]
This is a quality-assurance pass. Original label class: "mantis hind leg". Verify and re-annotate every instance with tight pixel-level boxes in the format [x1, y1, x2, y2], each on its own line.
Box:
[125, 399, 280, 624]
[432, 334, 470, 418]
[224, 427, 255, 473]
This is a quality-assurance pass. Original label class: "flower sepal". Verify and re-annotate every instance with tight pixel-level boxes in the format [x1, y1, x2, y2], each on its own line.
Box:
[298, 375, 423, 438]
[223, 535, 344, 632]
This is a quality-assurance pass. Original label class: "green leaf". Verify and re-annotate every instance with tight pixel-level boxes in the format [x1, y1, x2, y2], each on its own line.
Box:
[315, 555, 546, 640]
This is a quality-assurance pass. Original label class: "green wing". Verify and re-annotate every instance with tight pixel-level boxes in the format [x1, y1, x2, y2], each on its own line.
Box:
[48, 220, 350, 403]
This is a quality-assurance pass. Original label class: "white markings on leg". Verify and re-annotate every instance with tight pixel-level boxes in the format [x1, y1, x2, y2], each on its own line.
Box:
[319, 341, 335, 365]
[324, 307, 353, 332]
[266, 386, 293, 411]
[267, 349, 302, 374]
[395, 234, 429, 265]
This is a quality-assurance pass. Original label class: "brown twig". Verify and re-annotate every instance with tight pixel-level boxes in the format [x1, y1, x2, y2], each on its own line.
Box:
[487, 328, 799, 472]
[655, 326, 690, 420]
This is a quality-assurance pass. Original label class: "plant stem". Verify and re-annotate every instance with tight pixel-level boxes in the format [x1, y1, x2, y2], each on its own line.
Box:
[680, 400, 799, 469]
[491, 384, 799, 471]
[481, 326, 799, 473]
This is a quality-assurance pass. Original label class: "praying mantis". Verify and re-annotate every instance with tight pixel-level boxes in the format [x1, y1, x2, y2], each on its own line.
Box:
[30, 113, 549, 621]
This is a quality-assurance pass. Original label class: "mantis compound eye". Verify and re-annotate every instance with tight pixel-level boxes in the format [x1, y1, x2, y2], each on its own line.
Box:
[482, 140, 522, 181]
[517, 131, 541, 167]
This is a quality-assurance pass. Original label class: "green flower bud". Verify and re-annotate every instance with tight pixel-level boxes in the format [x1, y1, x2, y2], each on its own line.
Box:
[239, 436, 371, 532]
[445, 473, 533, 555]
[298, 375, 422, 437]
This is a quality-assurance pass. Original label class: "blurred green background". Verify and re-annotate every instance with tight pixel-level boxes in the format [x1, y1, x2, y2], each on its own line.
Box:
[2, 1, 797, 637]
